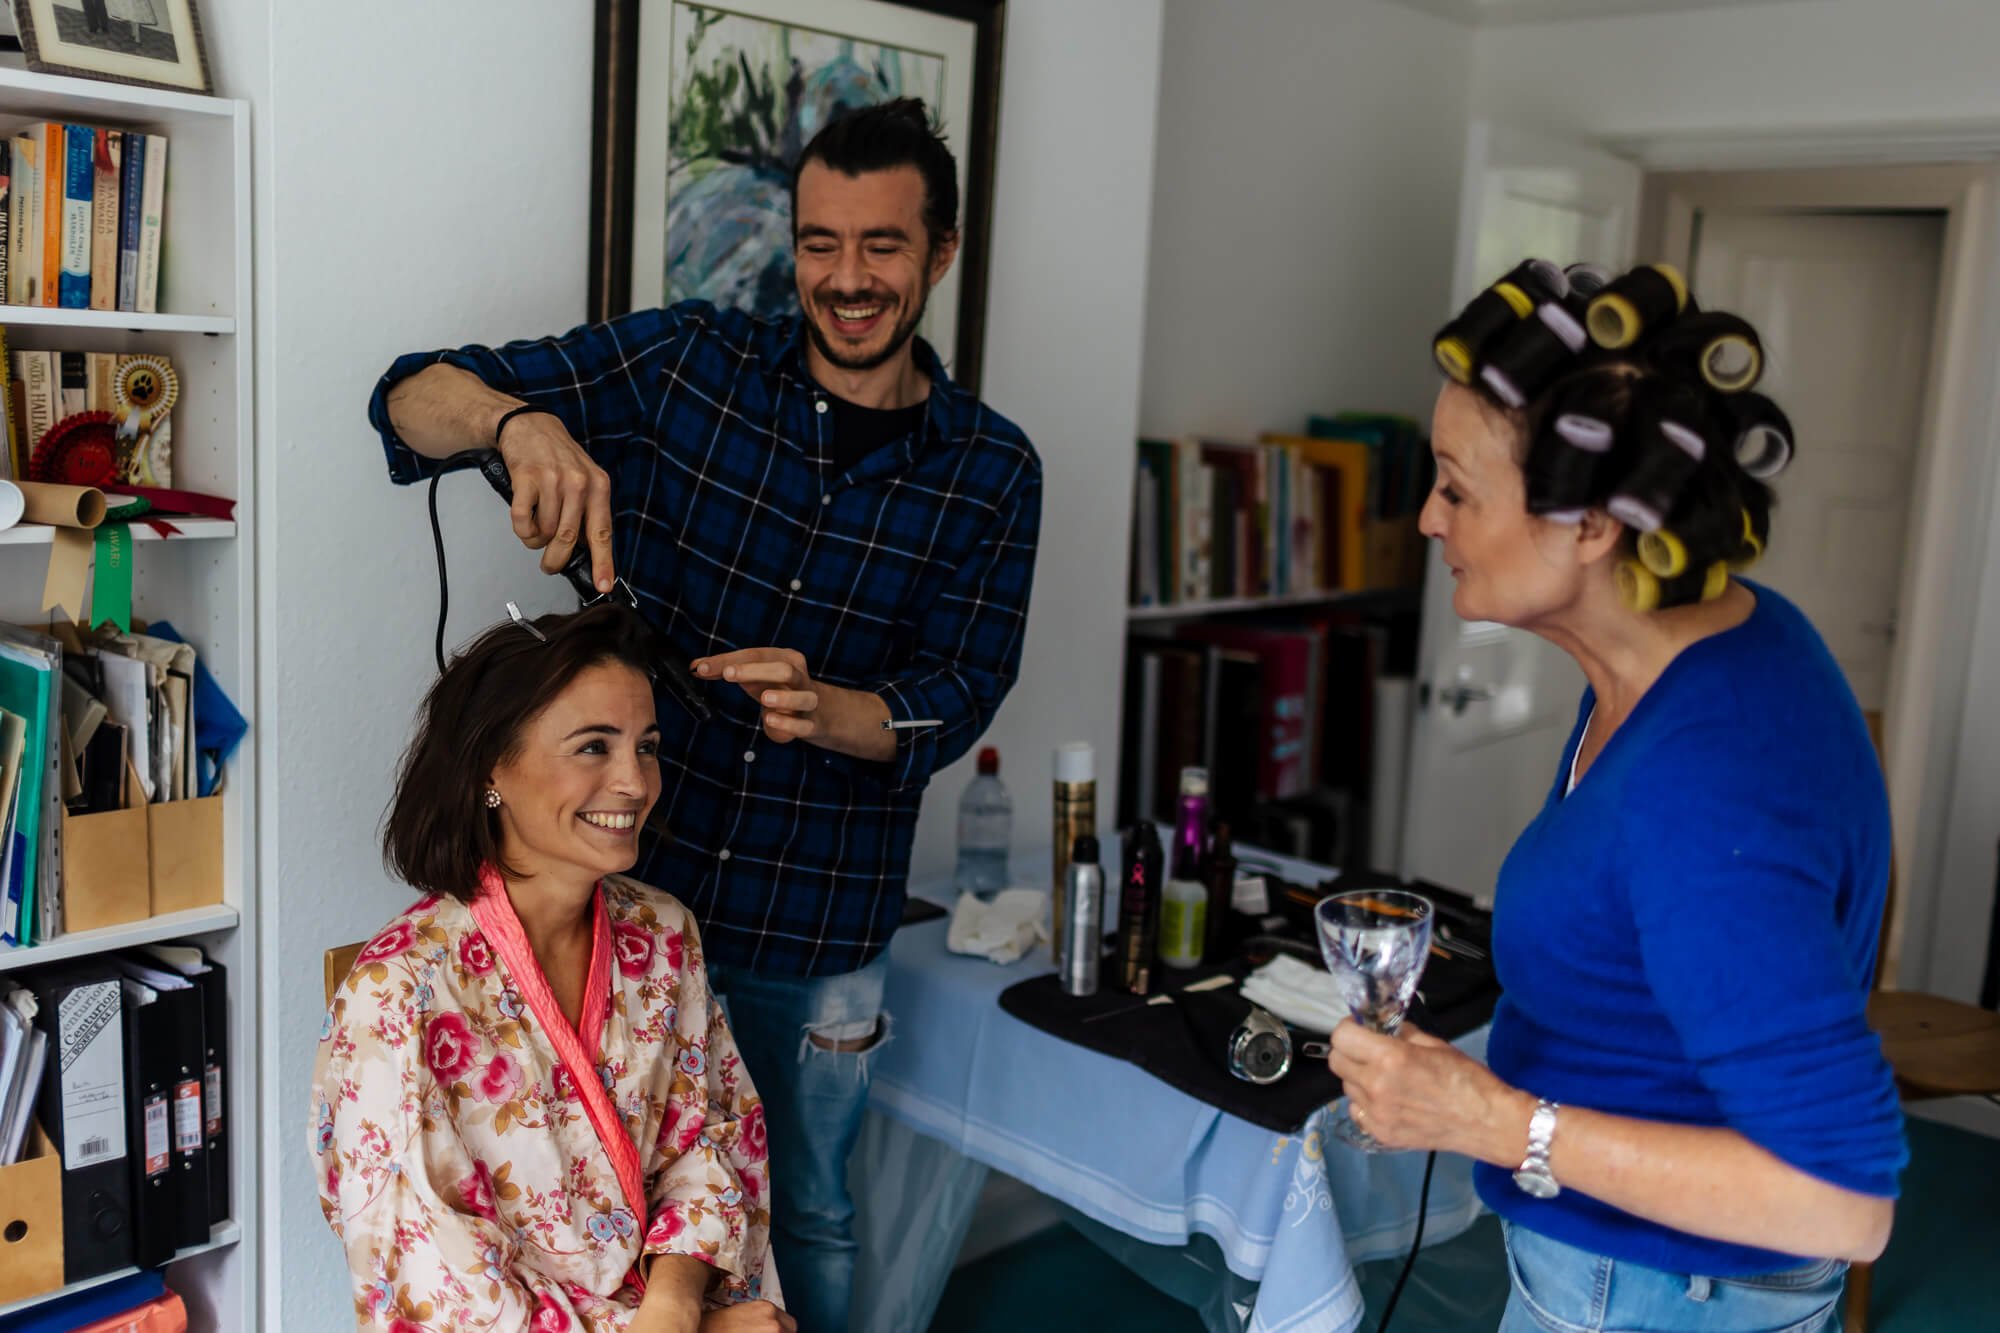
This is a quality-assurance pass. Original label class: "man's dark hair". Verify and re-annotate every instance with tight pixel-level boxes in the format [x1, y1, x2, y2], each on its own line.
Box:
[792, 97, 959, 247]
[382, 603, 661, 901]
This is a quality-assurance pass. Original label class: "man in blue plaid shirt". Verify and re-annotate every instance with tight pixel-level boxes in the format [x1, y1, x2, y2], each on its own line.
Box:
[369, 100, 1040, 1329]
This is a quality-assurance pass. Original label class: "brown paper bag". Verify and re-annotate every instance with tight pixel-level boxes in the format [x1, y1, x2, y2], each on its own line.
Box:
[0, 1123, 66, 1303]
[149, 795, 224, 914]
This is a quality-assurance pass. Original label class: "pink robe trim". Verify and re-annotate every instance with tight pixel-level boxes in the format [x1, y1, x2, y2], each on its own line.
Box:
[471, 868, 649, 1244]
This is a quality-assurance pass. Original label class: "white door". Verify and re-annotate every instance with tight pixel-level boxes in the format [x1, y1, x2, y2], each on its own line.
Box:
[1685, 211, 1943, 712]
[1397, 123, 1641, 903]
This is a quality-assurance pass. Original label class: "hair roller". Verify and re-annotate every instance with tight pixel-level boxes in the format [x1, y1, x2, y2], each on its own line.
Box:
[1730, 507, 1765, 570]
[1700, 561, 1731, 602]
[1606, 390, 1706, 533]
[1651, 311, 1764, 393]
[1433, 259, 1568, 384]
[1564, 263, 1613, 299]
[1524, 367, 1628, 519]
[1480, 301, 1588, 408]
[1587, 264, 1689, 349]
[1616, 559, 1662, 612]
[1637, 529, 1688, 578]
[1721, 392, 1794, 478]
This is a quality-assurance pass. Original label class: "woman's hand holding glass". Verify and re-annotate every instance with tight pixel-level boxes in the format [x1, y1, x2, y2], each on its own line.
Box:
[1326, 1022, 1532, 1162]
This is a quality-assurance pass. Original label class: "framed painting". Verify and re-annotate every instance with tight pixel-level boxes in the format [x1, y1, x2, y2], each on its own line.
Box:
[11, 0, 212, 94]
[591, 0, 1004, 391]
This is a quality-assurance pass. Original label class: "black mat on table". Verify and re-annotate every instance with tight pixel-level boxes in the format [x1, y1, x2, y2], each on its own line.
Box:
[996, 873, 1501, 1133]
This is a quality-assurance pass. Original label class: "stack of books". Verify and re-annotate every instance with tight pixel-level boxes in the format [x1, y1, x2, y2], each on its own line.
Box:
[0, 123, 168, 314]
[1129, 412, 1430, 607]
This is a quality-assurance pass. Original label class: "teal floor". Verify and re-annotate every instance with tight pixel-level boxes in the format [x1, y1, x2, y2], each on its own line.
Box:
[931, 1115, 1998, 1332]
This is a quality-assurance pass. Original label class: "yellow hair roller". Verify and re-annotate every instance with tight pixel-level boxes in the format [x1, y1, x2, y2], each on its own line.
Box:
[1701, 561, 1730, 602]
[1637, 529, 1688, 579]
[1617, 559, 1662, 613]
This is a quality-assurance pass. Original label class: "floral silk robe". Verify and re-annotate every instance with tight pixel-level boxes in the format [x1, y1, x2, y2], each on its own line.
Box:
[311, 874, 776, 1331]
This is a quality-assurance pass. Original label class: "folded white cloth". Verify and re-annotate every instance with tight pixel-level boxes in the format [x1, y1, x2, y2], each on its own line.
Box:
[1240, 954, 1350, 1034]
[945, 889, 1049, 965]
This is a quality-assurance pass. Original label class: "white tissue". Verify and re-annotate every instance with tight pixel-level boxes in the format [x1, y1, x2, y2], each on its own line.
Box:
[1240, 954, 1350, 1034]
[945, 889, 1049, 965]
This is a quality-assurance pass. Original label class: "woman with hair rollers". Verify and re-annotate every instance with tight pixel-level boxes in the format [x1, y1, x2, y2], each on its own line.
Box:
[1335, 262, 1901, 1331]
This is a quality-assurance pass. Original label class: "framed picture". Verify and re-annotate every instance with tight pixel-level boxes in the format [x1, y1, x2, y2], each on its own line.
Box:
[10, 0, 212, 95]
[591, 0, 1004, 392]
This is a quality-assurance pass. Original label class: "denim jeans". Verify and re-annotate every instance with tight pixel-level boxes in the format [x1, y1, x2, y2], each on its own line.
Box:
[1499, 1219, 1846, 1333]
[709, 952, 891, 1333]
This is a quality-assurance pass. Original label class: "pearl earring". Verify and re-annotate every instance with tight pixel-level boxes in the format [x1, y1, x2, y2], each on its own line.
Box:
[485, 789, 502, 809]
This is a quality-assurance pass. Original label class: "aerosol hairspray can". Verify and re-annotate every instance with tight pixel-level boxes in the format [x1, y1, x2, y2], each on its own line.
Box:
[1052, 742, 1096, 967]
[1061, 834, 1104, 996]
[1117, 820, 1163, 995]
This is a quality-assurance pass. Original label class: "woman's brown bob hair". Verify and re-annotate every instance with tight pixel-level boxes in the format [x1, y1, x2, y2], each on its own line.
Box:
[382, 603, 665, 901]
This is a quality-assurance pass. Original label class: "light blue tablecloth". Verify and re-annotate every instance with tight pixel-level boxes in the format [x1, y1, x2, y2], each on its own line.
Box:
[851, 869, 1489, 1333]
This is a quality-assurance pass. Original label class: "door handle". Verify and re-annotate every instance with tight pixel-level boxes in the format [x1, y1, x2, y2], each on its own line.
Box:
[1437, 684, 1494, 716]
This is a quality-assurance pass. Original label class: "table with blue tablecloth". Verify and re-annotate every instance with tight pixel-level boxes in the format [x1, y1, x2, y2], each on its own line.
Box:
[848, 852, 1491, 1333]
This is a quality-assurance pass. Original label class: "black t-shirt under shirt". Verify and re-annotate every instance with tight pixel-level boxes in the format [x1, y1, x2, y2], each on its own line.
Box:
[822, 392, 928, 478]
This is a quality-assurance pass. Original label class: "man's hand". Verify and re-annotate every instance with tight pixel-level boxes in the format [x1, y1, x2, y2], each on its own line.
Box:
[494, 407, 616, 592]
[701, 1302, 796, 1332]
[694, 648, 823, 743]
[691, 648, 893, 761]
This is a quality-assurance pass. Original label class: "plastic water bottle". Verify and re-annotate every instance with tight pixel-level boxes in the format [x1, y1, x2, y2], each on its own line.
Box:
[955, 747, 1013, 898]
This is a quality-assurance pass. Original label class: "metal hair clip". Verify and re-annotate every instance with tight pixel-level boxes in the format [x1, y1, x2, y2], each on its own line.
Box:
[582, 577, 640, 611]
[505, 601, 548, 642]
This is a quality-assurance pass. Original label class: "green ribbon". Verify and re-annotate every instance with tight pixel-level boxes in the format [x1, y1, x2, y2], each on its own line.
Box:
[92, 522, 134, 632]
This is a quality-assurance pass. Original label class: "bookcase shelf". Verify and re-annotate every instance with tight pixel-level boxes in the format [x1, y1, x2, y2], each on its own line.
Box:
[0, 71, 254, 1331]
[0, 517, 234, 545]
[0, 1222, 241, 1321]
[1128, 586, 1422, 622]
[0, 307, 233, 334]
[0, 904, 238, 974]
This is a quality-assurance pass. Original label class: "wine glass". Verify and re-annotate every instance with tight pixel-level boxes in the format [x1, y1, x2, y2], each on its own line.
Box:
[1314, 889, 1434, 1151]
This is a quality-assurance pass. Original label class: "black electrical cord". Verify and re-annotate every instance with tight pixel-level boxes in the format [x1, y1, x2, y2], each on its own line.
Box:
[429, 451, 497, 673]
[1374, 1149, 1437, 1333]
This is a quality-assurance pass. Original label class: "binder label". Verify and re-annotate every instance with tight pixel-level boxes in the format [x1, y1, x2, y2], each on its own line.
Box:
[173, 1079, 201, 1153]
[57, 980, 126, 1168]
[144, 1092, 169, 1176]
[204, 1064, 222, 1138]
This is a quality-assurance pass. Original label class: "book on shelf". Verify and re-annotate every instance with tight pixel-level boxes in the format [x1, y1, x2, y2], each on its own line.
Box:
[136, 135, 167, 316]
[59, 124, 94, 311]
[90, 130, 122, 314]
[1128, 417, 1428, 611]
[117, 134, 145, 314]
[9, 132, 37, 307]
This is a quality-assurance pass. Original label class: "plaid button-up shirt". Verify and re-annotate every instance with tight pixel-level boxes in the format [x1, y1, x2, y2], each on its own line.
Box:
[370, 301, 1042, 975]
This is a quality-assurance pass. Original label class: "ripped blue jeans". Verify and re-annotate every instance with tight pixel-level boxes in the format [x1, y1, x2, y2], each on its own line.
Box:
[709, 952, 891, 1333]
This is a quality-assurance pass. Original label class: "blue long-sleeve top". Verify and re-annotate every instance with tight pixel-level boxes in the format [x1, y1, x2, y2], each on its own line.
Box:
[1474, 583, 1906, 1276]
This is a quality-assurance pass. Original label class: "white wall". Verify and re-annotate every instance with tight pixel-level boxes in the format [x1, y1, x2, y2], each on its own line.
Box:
[1471, 0, 2000, 137]
[1472, 0, 2000, 999]
[257, 6, 594, 1327]
[226, 2, 1165, 1325]
[1139, 0, 1472, 440]
[905, 0, 1166, 881]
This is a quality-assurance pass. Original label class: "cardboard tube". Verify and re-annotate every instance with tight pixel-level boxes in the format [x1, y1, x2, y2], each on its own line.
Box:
[0, 479, 22, 531]
[17, 481, 107, 528]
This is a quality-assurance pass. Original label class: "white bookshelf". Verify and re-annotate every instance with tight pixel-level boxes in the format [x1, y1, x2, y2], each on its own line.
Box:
[0, 516, 234, 545]
[0, 72, 254, 1331]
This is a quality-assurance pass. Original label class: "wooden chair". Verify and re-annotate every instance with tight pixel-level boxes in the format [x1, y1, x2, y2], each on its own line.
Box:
[324, 942, 364, 1006]
[1845, 846, 2000, 1332]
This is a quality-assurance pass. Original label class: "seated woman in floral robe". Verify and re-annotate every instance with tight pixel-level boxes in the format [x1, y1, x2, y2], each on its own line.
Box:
[311, 605, 790, 1332]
